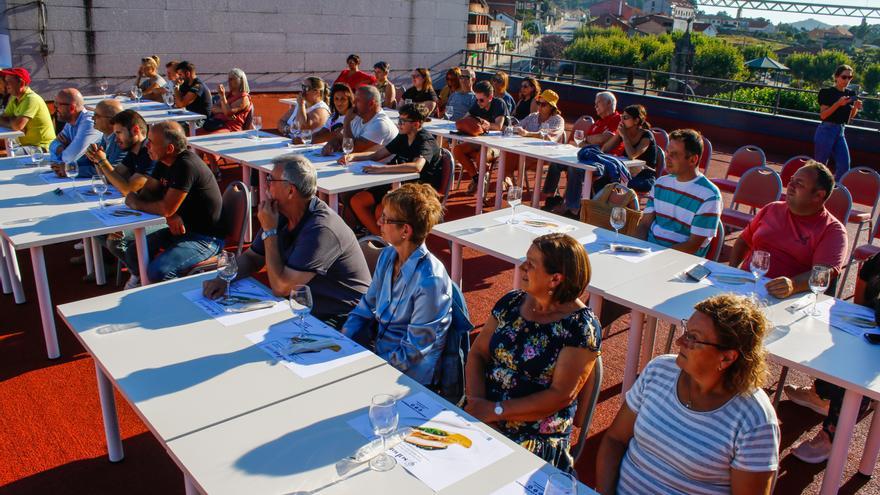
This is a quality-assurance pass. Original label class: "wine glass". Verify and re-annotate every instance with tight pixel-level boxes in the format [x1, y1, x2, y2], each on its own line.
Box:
[99, 80, 109, 95]
[252, 115, 263, 141]
[91, 175, 108, 208]
[289, 284, 313, 331]
[342, 137, 354, 155]
[506, 186, 523, 224]
[163, 91, 174, 108]
[131, 86, 142, 103]
[545, 471, 577, 495]
[300, 129, 313, 146]
[65, 162, 79, 194]
[750, 250, 771, 296]
[809, 265, 831, 316]
[444, 105, 453, 121]
[7, 138, 20, 157]
[610, 206, 626, 239]
[368, 394, 399, 472]
[539, 122, 551, 142]
[573, 129, 585, 147]
[403, 98, 413, 106]
[217, 251, 238, 306]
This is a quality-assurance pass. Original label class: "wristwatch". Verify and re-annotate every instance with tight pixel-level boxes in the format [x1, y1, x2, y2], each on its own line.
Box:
[494, 401, 504, 418]
[261, 228, 277, 240]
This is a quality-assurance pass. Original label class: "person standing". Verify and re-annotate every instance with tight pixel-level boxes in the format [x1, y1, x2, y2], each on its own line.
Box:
[815, 64, 862, 181]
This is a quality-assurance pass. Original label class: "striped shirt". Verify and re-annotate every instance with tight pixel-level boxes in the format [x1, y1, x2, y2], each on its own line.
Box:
[645, 173, 721, 257]
[618, 355, 779, 495]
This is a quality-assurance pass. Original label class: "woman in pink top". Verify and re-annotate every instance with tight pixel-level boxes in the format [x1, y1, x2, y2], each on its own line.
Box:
[198, 68, 251, 134]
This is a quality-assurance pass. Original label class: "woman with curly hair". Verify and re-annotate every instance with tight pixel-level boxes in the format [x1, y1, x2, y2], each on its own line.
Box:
[597, 293, 780, 495]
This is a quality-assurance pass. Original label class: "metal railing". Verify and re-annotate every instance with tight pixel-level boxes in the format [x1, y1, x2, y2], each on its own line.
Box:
[460, 49, 880, 130]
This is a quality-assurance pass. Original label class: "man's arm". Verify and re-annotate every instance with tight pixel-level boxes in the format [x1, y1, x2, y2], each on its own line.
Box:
[58, 122, 102, 164]
[126, 187, 186, 217]
[175, 87, 197, 108]
[255, 199, 317, 297]
[586, 130, 614, 146]
[729, 236, 749, 269]
[2, 115, 30, 132]
[669, 234, 710, 255]
[203, 249, 264, 299]
[635, 211, 654, 240]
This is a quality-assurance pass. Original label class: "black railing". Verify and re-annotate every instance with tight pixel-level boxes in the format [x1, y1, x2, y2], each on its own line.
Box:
[460, 49, 880, 131]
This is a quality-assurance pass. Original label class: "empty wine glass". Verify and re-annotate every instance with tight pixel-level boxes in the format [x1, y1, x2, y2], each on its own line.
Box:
[163, 91, 174, 108]
[65, 162, 79, 194]
[539, 122, 551, 142]
[131, 85, 142, 103]
[99, 80, 109, 95]
[289, 284, 313, 331]
[300, 129, 313, 146]
[750, 250, 771, 296]
[368, 394, 399, 472]
[610, 206, 626, 239]
[342, 137, 355, 155]
[217, 251, 238, 306]
[252, 115, 263, 141]
[91, 175, 108, 208]
[506, 186, 523, 224]
[444, 105, 453, 121]
[545, 471, 577, 495]
[573, 129, 585, 147]
[809, 265, 831, 316]
[7, 137, 20, 157]
[32, 148, 46, 167]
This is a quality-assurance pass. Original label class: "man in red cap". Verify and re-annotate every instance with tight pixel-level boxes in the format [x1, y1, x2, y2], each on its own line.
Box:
[0, 67, 55, 150]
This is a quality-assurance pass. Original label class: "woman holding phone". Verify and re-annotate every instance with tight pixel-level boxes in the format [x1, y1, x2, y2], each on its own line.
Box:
[814, 64, 863, 180]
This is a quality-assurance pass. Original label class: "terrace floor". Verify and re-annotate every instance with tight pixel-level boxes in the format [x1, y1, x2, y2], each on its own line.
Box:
[1, 94, 879, 495]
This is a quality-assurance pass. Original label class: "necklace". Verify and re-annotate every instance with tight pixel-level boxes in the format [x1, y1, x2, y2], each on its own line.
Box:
[683, 373, 694, 409]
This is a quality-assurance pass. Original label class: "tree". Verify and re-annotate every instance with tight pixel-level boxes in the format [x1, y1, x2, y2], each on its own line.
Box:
[536, 34, 567, 61]
[694, 39, 745, 81]
[740, 44, 772, 62]
[864, 64, 880, 95]
[811, 50, 853, 86]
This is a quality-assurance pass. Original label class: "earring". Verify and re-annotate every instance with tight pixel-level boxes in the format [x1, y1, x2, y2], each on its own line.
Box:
[548, 289, 553, 296]
[717, 365, 723, 371]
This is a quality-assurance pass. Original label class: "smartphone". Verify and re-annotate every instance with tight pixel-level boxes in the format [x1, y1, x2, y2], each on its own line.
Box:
[864, 332, 880, 345]
[685, 264, 711, 282]
[610, 243, 650, 254]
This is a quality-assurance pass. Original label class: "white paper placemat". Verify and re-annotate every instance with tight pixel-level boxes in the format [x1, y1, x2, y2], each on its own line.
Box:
[182, 278, 286, 327]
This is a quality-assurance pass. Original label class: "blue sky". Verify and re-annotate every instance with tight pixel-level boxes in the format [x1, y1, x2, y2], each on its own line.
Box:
[699, 0, 878, 27]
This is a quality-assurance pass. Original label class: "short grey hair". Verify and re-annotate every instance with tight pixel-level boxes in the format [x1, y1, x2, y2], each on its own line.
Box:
[228, 68, 249, 93]
[358, 85, 381, 107]
[151, 121, 188, 153]
[274, 153, 317, 198]
[596, 91, 616, 111]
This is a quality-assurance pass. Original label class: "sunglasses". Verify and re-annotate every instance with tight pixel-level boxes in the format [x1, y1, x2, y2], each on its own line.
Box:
[621, 114, 633, 120]
[537, 101, 549, 107]
[460, 75, 472, 79]
[839, 75, 854, 80]
[301, 85, 314, 93]
[411, 74, 423, 79]
[476, 98, 489, 104]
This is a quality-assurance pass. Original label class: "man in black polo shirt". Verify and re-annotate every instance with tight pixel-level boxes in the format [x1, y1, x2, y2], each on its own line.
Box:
[174, 60, 212, 117]
[124, 121, 223, 286]
[202, 153, 371, 328]
[452, 80, 507, 195]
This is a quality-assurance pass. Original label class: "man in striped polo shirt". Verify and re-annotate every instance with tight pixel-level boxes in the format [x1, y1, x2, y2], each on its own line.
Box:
[635, 129, 721, 257]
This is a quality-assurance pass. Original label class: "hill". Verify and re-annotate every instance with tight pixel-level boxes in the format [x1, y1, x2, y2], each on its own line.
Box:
[788, 19, 831, 31]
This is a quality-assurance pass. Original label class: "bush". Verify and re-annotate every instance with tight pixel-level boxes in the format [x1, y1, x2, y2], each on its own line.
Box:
[694, 40, 745, 82]
[704, 86, 819, 116]
[864, 64, 880, 95]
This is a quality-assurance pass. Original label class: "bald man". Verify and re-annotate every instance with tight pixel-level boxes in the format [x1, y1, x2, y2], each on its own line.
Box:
[49, 88, 102, 166]
[76, 98, 126, 176]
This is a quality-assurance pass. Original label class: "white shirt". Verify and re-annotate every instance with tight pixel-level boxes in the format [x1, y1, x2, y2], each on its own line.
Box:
[286, 100, 331, 129]
[350, 110, 398, 146]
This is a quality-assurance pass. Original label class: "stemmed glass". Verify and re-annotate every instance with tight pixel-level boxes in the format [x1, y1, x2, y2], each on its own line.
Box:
[444, 105, 453, 121]
[809, 265, 831, 316]
[610, 206, 626, 239]
[342, 137, 354, 156]
[539, 122, 551, 142]
[163, 91, 174, 108]
[131, 86, 142, 104]
[545, 471, 577, 495]
[368, 394, 399, 472]
[289, 284, 313, 331]
[506, 186, 523, 224]
[217, 251, 238, 306]
[573, 129, 585, 147]
[300, 129, 313, 146]
[65, 162, 79, 194]
[750, 250, 771, 296]
[252, 115, 263, 141]
[99, 80, 109, 95]
[91, 175, 108, 208]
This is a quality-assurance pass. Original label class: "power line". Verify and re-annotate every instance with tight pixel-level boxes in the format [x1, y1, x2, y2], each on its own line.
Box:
[697, 0, 879, 19]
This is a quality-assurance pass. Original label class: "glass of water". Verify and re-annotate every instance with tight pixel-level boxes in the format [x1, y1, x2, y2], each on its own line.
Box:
[342, 137, 354, 155]
[368, 394, 399, 472]
[91, 174, 108, 208]
[163, 91, 174, 108]
[809, 265, 831, 316]
[750, 250, 771, 296]
[507, 186, 523, 224]
[610, 206, 626, 239]
[573, 129, 585, 147]
[289, 284, 313, 330]
[539, 122, 551, 142]
[65, 162, 79, 193]
[252, 115, 263, 141]
[99, 80, 109, 95]
[300, 129, 313, 146]
[217, 251, 238, 306]
[545, 471, 577, 495]
[444, 105, 453, 121]
[131, 86, 142, 103]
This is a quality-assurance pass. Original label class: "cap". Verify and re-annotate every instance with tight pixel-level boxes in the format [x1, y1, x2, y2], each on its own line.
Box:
[537, 89, 559, 110]
[0, 67, 31, 86]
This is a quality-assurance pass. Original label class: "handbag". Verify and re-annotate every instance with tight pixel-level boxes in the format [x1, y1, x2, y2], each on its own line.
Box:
[455, 115, 484, 136]
[580, 183, 642, 236]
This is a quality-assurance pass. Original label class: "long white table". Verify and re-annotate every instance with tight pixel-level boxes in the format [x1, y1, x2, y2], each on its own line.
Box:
[83, 95, 206, 135]
[0, 126, 25, 150]
[0, 158, 164, 358]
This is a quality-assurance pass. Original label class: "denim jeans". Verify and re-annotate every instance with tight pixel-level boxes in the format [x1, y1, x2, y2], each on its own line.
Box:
[816, 378, 871, 440]
[124, 227, 223, 282]
[97, 224, 166, 267]
[814, 122, 850, 180]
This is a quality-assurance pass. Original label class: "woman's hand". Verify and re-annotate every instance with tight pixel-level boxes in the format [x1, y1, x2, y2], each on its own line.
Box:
[836, 95, 852, 107]
[514, 126, 527, 136]
[337, 154, 351, 165]
[464, 396, 497, 422]
[217, 83, 226, 101]
[854, 99, 864, 111]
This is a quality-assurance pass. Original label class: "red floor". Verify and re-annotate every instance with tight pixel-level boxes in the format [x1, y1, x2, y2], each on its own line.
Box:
[2, 144, 880, 494]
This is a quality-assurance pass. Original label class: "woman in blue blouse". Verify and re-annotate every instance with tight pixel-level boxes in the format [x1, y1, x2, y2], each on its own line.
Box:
[342, 183, 453, 385]
[464, 233, 601, 471]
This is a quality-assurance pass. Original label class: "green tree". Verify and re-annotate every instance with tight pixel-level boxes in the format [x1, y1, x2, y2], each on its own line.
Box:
[811, 50, 853, 86]
[694, 39, 745, 81]
[864, 64, 880, 95]
[740, 43, 772, 62]
[786, 52, 814, 83]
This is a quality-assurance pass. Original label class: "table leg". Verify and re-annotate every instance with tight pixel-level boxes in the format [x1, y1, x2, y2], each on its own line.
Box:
[513, 264, 521, 290]
[91, 237, 106, 286]
[84, 237, 95, 277]
[95, 365, 124, 462]
[30, 246, 60, 359]
[451, 242, 463, 287]
[329, 193, 339, 213]
[3, 239, 25, 303]
[494, 152, 506, 210]
[134, 227, 150, 286]
[589, 293, 604, 317]
[580, 169, 595, 201]
[0, 246, 10, 294]
[475, 145, 488, 215]
[622, 309, 645, 393]
[258, 170, 267, 203]
[184, 475, 199, 495]
[188, 123, 197, 137]
[640, 316, 658, 371]
[820, 390, 863, 494]
[532, 160, 546, 207]
[859, 401, 880, 476]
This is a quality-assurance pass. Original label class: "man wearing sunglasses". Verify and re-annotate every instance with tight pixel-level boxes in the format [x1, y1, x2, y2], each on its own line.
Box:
[452, 80, 508, 196]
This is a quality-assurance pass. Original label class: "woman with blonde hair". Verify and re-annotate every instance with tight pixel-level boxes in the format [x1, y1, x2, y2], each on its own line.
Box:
[135, 55, 167, 102]
[278, 76, 330, 142]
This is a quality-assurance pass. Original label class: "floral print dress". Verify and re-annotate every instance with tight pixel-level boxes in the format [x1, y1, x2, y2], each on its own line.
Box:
[487, 290, 602, 471]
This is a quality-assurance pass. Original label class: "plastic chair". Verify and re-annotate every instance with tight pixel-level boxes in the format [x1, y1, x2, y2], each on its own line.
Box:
[655, 147, 667, 177]
[185, 181, 252, 275]
[649, 127, 669, 152]
[780, 155, 812, 187]
[437, 148, 455, 209]
[568, 116, 594, 144]
[241, 104, 255, 131]
[711, 145, 767, 194]
[572, 355, 603, 462]
[720, 167, 782, 231]
[698, 135, 713, 176]
[840, 167, 880, 258]
[838, 215, 880, 298]
[358, 235, 389, 274]
[826, 185, 853, 226]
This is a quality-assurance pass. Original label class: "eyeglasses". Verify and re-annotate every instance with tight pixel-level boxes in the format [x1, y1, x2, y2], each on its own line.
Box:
[460, 75, 472, 80]
[476, 98, 488, 104]
[678, 319, 730, 350]
[411, 74, 422, 79]
[839, 75, 854, 80]
[397, 118, 416, 125]
[378, 213, 407, 226]
[536, 101, 549, 107]
[301, 85, 314, 93]
[491, 77, 504, 83]
[265, 175, 291, 186]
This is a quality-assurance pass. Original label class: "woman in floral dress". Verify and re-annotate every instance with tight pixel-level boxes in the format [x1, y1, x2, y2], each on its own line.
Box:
[465, 233, 601, 471]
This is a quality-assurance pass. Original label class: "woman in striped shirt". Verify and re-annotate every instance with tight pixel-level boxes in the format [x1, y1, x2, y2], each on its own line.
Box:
[597, 294, 779, 495]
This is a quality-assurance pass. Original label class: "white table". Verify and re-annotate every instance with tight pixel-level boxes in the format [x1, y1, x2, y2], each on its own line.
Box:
[0, 126, 24, 150]
[83, 95, 205, 136]
[56, 273, 386, 462]
[0, 162, 164, 358]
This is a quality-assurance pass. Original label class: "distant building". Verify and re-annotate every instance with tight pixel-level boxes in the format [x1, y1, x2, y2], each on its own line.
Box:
[589, 0, 641, 21]
[632, 14, 674, 35]
[697, 14, 745, 30]
[808, 25, 853, 42]
[496, 11, 523, 42]
[692, 22, 718, 37]
[468, 0, 491, 51]
[487, 0, 517, 18]
[489, 18, 506, 47]
[746, 19, 776, 34]
[643, 0, 694, 32]
[589, 13, 632, 32]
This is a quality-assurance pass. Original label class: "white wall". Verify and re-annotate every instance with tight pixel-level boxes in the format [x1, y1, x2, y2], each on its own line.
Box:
[4, 0, 467, 95]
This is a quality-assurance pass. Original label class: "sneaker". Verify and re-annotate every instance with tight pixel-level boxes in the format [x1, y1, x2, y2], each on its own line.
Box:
[123, 275, 140, 290]
[785, 385, 830, 415]
[792, 430, 831, 464]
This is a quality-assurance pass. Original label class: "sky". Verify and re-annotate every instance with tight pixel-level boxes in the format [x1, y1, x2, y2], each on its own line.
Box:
[698, 0, 878, 27]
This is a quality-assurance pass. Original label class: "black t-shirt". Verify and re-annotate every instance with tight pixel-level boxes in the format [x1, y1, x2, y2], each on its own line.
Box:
[638, 129, 658, 170]
[121, 140, 156, 176]
[250, 197, 371, 318]
[150, 150, 223, 237]
[402, 87, 438, 103]
[468, 97, 507, 124]
[385, 129, 443, 190]
[818, 87, 856, 125]
[180, 77, 212, 116]
[513, 97, 533, 121]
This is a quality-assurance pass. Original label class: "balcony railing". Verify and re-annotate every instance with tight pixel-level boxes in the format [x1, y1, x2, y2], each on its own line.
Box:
[460, 49, 880, 130]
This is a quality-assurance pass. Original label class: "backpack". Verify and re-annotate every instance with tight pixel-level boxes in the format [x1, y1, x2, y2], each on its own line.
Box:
[432, 282, 473, 406]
